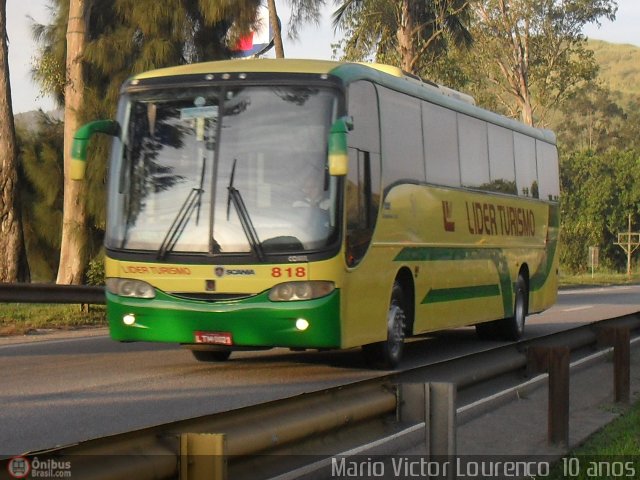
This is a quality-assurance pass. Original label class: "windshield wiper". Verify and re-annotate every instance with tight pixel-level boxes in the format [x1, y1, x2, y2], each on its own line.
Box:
[157, 187, 204, 260]
[226, 159, 265, 261]
[157, 147, 219, 259]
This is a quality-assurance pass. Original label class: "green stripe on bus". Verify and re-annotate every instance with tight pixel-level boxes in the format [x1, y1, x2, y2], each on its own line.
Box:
[393, 234, 559, 317]
[422, 284, 501, 304]
[393, 246, 512, 317]
[530, 205, 560, 292]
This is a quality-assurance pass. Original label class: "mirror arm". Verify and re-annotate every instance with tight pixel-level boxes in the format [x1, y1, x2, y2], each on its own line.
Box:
[70, 120, 120, 180]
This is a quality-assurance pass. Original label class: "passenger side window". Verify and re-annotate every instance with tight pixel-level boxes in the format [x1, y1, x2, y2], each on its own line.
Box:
[458, 114, 490, 189]
[536, 140, 560, 202]
[423, 101, 460, 187]
[346, 81, 381, 267]
[487, 124, 517, 194]
[377, 86, 425, 188]
[514, 132, 539, 198]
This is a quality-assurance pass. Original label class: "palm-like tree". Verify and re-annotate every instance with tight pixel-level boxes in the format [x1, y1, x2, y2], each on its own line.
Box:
[32, 0, 262, 283]
[267, 0, 286, 57]
[333, 0, 472, 75]
[267, 0, 328, 58]
[18, 112, 65, 281]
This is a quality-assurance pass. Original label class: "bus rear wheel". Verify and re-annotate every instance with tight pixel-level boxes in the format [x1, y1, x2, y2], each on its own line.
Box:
[362, 281, 406, 369]
[475, 274, 528, 341]
[190, 348, 232, 362]
[500, 274, 528, 340]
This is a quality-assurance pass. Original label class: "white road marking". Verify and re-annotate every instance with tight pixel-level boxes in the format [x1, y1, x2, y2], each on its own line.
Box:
[561, 305, 593, 312]
[559, 286, 634, 295]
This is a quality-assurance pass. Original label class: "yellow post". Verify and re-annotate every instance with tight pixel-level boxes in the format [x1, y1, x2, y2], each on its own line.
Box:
[180, 433, 226, 480]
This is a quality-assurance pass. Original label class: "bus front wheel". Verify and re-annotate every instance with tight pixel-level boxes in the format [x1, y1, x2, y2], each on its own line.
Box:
[362, 281, 406, 369]
[189, 348, 232, 362]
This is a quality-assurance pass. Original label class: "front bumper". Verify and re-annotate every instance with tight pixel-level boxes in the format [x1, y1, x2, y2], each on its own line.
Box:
[107, 289, 341, 349]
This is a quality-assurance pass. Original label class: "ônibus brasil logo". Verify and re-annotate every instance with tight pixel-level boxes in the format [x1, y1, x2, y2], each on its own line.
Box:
[7, 456, 71, 478]
[7, 456, 30, 479]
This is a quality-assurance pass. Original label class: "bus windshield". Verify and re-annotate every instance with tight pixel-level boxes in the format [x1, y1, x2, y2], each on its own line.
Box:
[106, 85, 340, 257]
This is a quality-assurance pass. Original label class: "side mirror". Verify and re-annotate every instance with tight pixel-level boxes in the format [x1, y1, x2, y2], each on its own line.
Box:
[328, 116, 353, 176]
[70, 120, 120, 180]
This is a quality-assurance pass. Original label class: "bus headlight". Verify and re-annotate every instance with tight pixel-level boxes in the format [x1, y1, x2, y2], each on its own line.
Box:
[268, 281, 334, 302]
[106, 278, 156, 299]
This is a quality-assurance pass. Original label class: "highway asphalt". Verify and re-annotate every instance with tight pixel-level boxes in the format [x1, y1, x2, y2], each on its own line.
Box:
[1, 285, 639, 456]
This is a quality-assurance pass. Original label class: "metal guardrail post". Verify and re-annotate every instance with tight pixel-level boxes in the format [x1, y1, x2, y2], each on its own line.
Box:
[427, 382, 457, 459]
[400, 383, 429, 449]
[597, 326, 631, 404]
[400, 382, 457, 459]
[527, 346, 570, 446]
[400, 383, 456, 480]
[180, 433, 226, 480]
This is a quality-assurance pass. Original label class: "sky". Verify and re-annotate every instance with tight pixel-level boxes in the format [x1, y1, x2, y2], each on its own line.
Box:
[7, 0, 640, 114]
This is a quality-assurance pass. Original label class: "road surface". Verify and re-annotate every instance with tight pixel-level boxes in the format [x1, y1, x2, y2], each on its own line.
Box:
[1, 285, 638, 455]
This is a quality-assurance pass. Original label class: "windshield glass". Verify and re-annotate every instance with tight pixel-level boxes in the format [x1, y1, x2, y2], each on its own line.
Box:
[106, 85, 339, 257]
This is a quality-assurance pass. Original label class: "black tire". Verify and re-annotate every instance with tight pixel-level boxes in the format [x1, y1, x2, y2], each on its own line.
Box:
[500, 274, 528, 340]
[475, 274, 528, 341]
[475, 320, 500, 340]
[362, 281, 406, 369]
[190, 349, 232, 362]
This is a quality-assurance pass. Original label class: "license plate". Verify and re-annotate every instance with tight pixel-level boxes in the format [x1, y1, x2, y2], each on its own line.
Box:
[194, 331, 233, 346]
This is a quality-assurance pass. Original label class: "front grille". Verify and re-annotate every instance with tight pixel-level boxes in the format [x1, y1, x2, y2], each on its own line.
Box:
[168, 292, 253, 302]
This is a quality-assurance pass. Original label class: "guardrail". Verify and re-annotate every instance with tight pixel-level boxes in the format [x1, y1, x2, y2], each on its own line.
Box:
[1, 312, 638, 480]
[0, 283, 105, 304]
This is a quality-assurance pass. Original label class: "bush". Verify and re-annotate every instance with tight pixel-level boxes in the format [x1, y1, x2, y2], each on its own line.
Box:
[85, 255, 105, 286]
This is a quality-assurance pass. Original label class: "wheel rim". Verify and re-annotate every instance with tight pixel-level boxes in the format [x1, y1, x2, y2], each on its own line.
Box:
[514, 284, 525, 335]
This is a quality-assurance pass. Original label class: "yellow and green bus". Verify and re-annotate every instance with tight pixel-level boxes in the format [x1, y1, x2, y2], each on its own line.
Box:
[73, 59, 559, 368]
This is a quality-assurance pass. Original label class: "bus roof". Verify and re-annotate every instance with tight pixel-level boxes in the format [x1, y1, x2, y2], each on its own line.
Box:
[131, 58, 343, 79]
[129, 58, 555, 144]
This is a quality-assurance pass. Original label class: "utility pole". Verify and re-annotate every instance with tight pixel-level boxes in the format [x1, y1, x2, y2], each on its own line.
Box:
[614, 214, 640, 280]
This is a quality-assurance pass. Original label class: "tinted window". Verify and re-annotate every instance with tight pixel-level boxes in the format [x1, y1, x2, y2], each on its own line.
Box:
[487, 124, 516, 194]
[378, 86, 425, 188]
[346, 81, 381, 267]
[536, 140, 560, 202]
[514, 132, 539, 198]
[458, 114, 489, 188]
[423, 101, 460, 187]
[348, 81, 380, 154]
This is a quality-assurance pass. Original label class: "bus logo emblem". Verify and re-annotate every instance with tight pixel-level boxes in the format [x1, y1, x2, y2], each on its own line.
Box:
[7, 457, 30, 478]
[215, 266, 225, 277]
[442, 201, 455, 232]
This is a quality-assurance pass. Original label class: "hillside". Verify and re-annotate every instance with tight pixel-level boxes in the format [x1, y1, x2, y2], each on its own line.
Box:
[587, 39, 640, 107]
[11, 41, 640, 125]
[14, 109, 63, 132]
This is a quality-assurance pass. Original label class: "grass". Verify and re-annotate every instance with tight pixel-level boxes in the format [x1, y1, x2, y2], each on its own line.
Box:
[543, 400, 640, 479]
[559, 271, 640, 288]
[0, 303, 107, 336]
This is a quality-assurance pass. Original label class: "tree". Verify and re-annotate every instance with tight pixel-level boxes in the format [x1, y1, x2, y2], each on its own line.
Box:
[33, 0, 261, 284]
[0, 0, 30, 282]
[466, 0, 617, 126]
[332, 0, 472, 76]
[266, 0, 327, 59]
[54, 0, 90, 285]
[551, 81, 628, 153]
[560, 148, 640, 272]
[286, 0, 326, 40]
[17, 113, 65, 281]
[268, 0, 285, 57]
